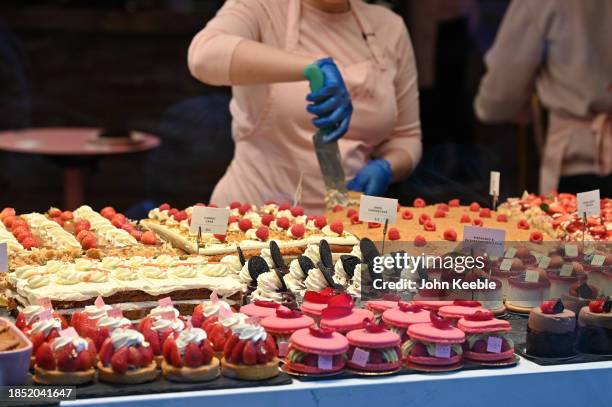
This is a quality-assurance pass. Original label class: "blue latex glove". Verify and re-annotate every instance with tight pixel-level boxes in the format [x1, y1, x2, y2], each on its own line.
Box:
[306, 58, 353, 143]
[347, 159, 393, 196]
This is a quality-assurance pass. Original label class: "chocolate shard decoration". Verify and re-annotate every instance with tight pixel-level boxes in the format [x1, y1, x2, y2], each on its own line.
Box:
[269, 241, 286, 270]
[248, 256, 269, 285]
[604, 297, 612, 313]
[360, 238, 380, 267]
[319, 239, 333, 269]
[340, 255, 360, 278]
[273, 268, 288, 292]
[575, 283, 594, 299]
[237, 247, 246, 267]
[298, 255, 316, 275]
[553, 298, 565, 313]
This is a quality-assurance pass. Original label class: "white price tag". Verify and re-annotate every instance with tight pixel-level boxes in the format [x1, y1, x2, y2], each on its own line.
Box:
[538, 256, 551, 269]
[189, 206, 230, 235]
[500, 258, 513, 271]
[0, 243, 7, 273]
[591, 255, 606, 267]
[565, 244, 578, 258]
[463, 226, 506, 258]
[559, 264, 573, 277]
[358, 195, 398, 225]
[525, 269, 540, 283]
[576, 189, 600, 218]
[318, 355, 333, 370]
[489, 171, 500, 196]
[504, 247, 517, 258]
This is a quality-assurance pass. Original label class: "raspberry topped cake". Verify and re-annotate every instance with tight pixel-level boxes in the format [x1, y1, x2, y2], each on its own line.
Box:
[221, 322, 279, 380]
[97, 328, 158, 384]
[576, 298, 612, 355]
[161, 325, 220, 382]
[526, 299, 576, 358]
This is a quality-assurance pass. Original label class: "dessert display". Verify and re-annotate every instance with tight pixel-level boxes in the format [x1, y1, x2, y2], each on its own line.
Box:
[143, 202, 358, 257]
[33, 328, 97, 385]
[382, 302, 431, 341]
[221, 322, 279, 380]
[576, 298, 612, 355]
[319, 294, 374, 334]
[161, 326, 220, 382]
[15, 304, 68, 334]
[345, 319, 401, 373]
[97, 328, 158, 384]
[457, 311, 514, 362]
[505, 271, 551, 312]
[412, 295, 454, 311]
[526, 299, 576, 358]
[402, 311, 465, 368]
[260, 308, 314, 357]
[0, 318, 32, 386]
[285, 326, 349, 375]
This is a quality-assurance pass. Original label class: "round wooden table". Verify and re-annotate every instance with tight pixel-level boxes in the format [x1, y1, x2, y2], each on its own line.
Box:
[0, 128, 161, 209]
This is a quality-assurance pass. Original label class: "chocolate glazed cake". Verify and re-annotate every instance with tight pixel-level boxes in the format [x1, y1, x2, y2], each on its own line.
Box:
[576, 298, 612, 355]
[526, 299, 576, 358]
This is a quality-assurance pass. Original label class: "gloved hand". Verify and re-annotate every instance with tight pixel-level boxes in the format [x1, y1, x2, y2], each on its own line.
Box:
[347, 159, 393, 196]
[306, 58, 353, 143]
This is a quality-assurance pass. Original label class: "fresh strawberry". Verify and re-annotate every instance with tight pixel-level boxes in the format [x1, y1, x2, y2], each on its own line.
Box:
[276, 217, 290, 230]
[2, 215, 16, 228]
[540, 300, 558, 314]
[223, 334, 240, 360]
[388, 228, 400, 240]
[469, 202, 480, 212]
[129, 230, 143, 241]
[290, 224, 305, 238]
[184, 342, 203, 367]
[434, 209, 446, 218]
[242, 341, 257, 365]
[448, 199, 460, 207]
[158, 203, 171, 211]
[278, 202, 291, 211]
[60, 211, 74, 221]
[98, 338, 114, 366]
[329, 221, 344, 235]
[11, 218, 28, 229]
[255, 226, 270, 241]
[496, 214, 508, 222]
[230, 339, 247, 364]
[255, 340, 269, 364]
[291, 206, 305, 217]
[402, 210, 413, 220]
[140, 345, 154, 366]
[30, 332, 45, 352]
[423, 221, 436, 231]
[264, 335, 277, 360]
[81, 235, 97, 250]
[85, 338, 97, 361]
[75, 349, 93, 371]
[111, 347, 129, 374]
[517, 219, 530, 230]
[200, 340, 214, 364]
[162, 337, 175, 362]
[35, 342, 56, 370]
[201, 316, 218, 332]
[238, 204, 251, 216]
[261, 214, 274, 226]
[191, 305, 205, 328]
[437, 203, 450, 212]
[410, 342, 428, 357]
[414, 235, 427, 247]
[443, 229, 457, 241]
[16, 230, 32, 242]
[141, 231, 157, 245]
[57, 344, 78, 372]
[146, 331, 161, 355]
[479, 208, 491, 218]
[229, 201, 241, 210]
[314, 216, 327, 228]
[126, 346, 142, 368]
[413, 198, 426, 208]
[100, 207, 116, 220]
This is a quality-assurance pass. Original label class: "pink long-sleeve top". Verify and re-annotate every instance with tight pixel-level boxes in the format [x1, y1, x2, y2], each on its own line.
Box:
[188, 0, 421, 210]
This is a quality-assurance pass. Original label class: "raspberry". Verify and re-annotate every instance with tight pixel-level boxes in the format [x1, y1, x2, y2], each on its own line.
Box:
[437, 203, 450, 212]
[158, 203, 171, 211]
[111, 214, 127, 227]
[81, 235, 97, 249]
[290, 206, 305, 217]
[346, 208, 358, 218]
[100, 207, 116, 220]
[350, 214, 362, 224]
[388, 228, 400, 240]
[330, 221, 344, 235]
[60, 211, 74, 221]
[460, 214, 471, 223]
[414, 235, 427, 247]
[469, 202, 480, 212]
[276, 217, 290, 230]
[368, 222, 381, 229]
[517, 219, 530, 230]
[402, 210, 413, 220]
[472, 219, 483, 227]
[448, 199, 460, 207]
[496, 214, 508, 222]
[130, 230, 143, 241]
[434, 209, 446, 218]
[52, 217, 64, 227]
[261, 214, 274, 226]
[314, 216, 327, 228]
[229, 201, 241, 210]
[279, 202, 291, 211]
[540, 300, 559, 314]
[423, 221, 436, 231]
[479, 208, 491, 218]
[21, 237, 38, 250]
[529, 231, 543, 243]
[239, 204, 251, 215]
[589, 299, 605, 313]
[418, 214, 430, 225]
[413, 198, 426, 208]
[0, 207, 16, 220]
[290, 224, 305, 238]
[173, 210, 188, 222]
[141, 231, 157, 245]
[195, 202, 205, 207]
[332, 204, 344, 213]
[443, 229, 457, 241]
[76, 230, 90, 242]
[238, 219, 252, 232]
[168, 208, 179, 217]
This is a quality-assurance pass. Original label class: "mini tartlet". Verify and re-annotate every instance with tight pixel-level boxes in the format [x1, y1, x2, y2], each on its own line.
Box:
[141, 315, 185, 367]
[576, 298, 612, 355]
[15, 305, 68, 334]
[346, 320, 401, 373]
[161, 327, 220, 382]
[33, 332, 97, 385]
[221, 323, 279, 380]
[285, 326, 349, 375]
[97, 328, 158, 384]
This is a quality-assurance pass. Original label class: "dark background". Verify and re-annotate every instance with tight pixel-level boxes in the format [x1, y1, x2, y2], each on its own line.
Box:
[0, 0, 538, 214]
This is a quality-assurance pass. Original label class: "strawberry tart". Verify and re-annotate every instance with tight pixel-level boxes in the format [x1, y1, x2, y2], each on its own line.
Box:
[161, 326, 220, 382]
[260, 308, 314, 358]
[346, 320, 401, 373]
[97, 328, 158, 384]
[141, 314, 185, 367]
[457, 311, 514, 362]
[15, 305, 68, 334]
[526, 299, 576, 358]
[33, 329, 97, 385]
[221, 322, 279, 380]
[204, 308, 248, 358]
[402, 311, 465, 368]
[190, 296, 232, 331]
[285, 326, 349, 375]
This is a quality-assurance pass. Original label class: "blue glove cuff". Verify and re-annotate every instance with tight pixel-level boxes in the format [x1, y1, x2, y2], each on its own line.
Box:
[375, 159, 393, 181]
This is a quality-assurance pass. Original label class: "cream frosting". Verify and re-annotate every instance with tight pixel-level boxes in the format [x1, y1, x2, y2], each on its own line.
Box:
[249, 272, 284, 303]
[152, 317, 185, 333]
[21, 305, 43, 325]
[148, 305, 180, 320]
[176, 328, 207, 355]
[220, 255, 242, 274]
[233, 323, 267, 342]
[333, 258, 350, 287]
[84, 304, 111, 320]
[52, 336, 89, 353]
[74, 206, 137, 247]
[201, 300, 231, 317]
[110, 328, 149, 349]
[22, 213, 81, 250]
[31, 318, 61, 337]
[200, 263, 229, 277]
[304, 268, 330, 292]
[303, 244, 321, 264]
[97, 316, 131, 331]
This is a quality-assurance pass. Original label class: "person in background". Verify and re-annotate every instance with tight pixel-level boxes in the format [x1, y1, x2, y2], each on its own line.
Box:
[188, 0, 421, 213]
[475, 0, 612, 196]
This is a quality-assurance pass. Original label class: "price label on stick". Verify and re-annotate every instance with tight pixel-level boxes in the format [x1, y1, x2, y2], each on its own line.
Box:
[0, 243, 7, 273]
[576, 190, 600, 218]
[500, 258, 513, 271]
[190, 206, 230, 235]
[489, 171, 501, 196]
[463, 226, 506, 258]
[358, 195, 398, 225]
[538, 256, 551, 269]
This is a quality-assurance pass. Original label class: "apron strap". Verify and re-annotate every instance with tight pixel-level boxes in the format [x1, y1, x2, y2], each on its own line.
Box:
[592, 113, 612, 176]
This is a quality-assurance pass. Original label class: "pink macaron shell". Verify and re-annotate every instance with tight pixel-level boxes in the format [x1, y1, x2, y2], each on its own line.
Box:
[290, 328, 349, 355]
[300, 301, 328, 316]
[239, 303, 289, 319]
[346, 328, 401, 349]
[260, 314, 315, 334]
[382, 308, 431, 328]
[409, 354, 462, 366]
[413, 300, 454, 310]
[438, 305, 488, 319]
[366, 300, 399, 313]
[407, 323, 465, 344]
[464, 348, 514, 362]
[320, 308, 374, 333]
[457, 318, 512, 334]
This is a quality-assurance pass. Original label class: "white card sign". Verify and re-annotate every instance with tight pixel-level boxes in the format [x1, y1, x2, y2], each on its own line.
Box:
[565, 244, 578, 258]
[0, 243, 7, 273]
[500, 258, 513, 271]
[559, 263, 573, 277]
[359, 195, 398, 225]
[489, 171, 500, 196]
[190, 206, 230, 235]
[463, 226, 506, 258]
[525, 269, 540, 283]
[538, 256, 551, 269]
[591, 255, 606, 267]
[504, 247, 517, 258]
[576, 190, 600, 218]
